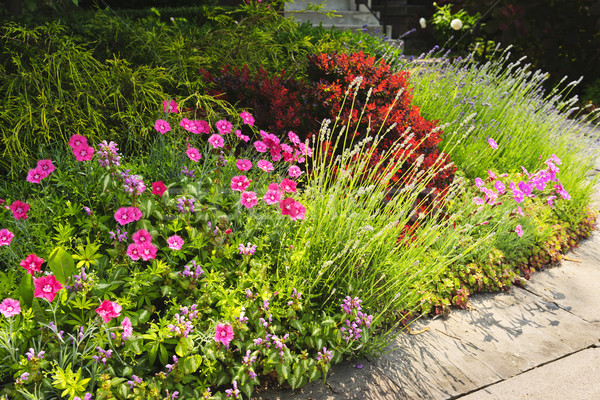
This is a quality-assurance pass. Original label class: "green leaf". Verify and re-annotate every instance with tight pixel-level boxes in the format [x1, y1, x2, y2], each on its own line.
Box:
[175, 337, 194, 357]
[308, 366, 321, 382]
[289, 319, 305, 335]
[48, 247, 75, 285]
[19, 273, 34, 307]
[137, 309, 151, 324]
[216, 371, 230, 387]
[159, 344, 168, 365]
[181, 354, 202, 374]
[240, 381, 254, 398]
[275, 363, 290, 380]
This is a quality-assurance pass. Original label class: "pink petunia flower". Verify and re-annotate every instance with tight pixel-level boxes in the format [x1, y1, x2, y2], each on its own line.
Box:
[515, 224, 524, 238]
[240, 191, 258, 209]
[26, 168, 48, 184]
[216, 120, 233, 135]
[163, 100, 179, 114]
[236, 159, 252, 171]
[288, 165, 303, 178]
[33, 275, 63, 302]
[0, 298, 21, 318]
[254, 141, 268, 153]
[126, 243, 141, 261]
[214, 323, 234, 348]
[235, 130, 250, 142]
[154, 119, 171, 134]
[20, 254, 44, 275]
[231, 175, 251, 192]
[69, 134, 88, 149]
[152, 181, 167, 196]
[280, 179, 297, 193]
[122, 317, 133, 340]
[0, 229, 15, 246]
[95, 300, 122, 323]
[257, 160, 274, 173]
[73, 145, 95, 162]
[240, 111, 255, 126]
[263, 188, 282, 205]
[132, 229, 153, 244]
[488, 138, 498, 150]
[9, 200, 30, 220]
[186, 147, 202, 162]
[167, 235, 184, 250]
[139, 242, 157, 261]
[208, 134, 224, 148]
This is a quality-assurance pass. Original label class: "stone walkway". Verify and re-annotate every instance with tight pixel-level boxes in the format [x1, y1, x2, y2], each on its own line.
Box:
[256, 122, 600, 400]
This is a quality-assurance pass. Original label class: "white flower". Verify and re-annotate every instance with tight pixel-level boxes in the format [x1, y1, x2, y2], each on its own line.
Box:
[419, 17, 426, 29]
[450, 18, 463, 30]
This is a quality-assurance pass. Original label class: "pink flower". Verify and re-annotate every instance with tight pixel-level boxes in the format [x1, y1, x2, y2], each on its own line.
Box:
[472, 197, 484, 206]
[95, 300, 122, 323]
[20, 254, 44, 275]
[288, 131, 301, 146]
[547, 195, 557, 208]
[487, 170, 496, 180]
[254, 141, 268, 153]
[130, 207, 143, 221]
[186, 147, 202, 162]
[279, 197, 296, 217]
[167, 235, 184, 250]
[126, 243, 141, 260]
[280, 179, 297, 193]
[488, 138, 498, 149]
[122, 317, 133, 340]
[216, 120, 233, 135]
[288, 165, 303, 178]
[73, 145, 95, 161]
[474, 177, 484, 188]
[214, 323, 234, 348]
[9, 200, 30, 220]
[132, 229, 153, 244]
[512, 189, 524, 203]
[163, 100, 179, 114]
[26, 168, 47, 184]
[298, 143, 313, 157]
[515, 206, 524, 216]
[263, 188, 282, 205]
[231, 175, 251, 192]
[240, 111, 255, 126]
[235, 130, 250, 142]
[236, 159, 252, 171]
[33, 275, 63, 302]
[179, 118, 196, 132]
[139, 242, 157, 261]
[36, 159, 55, 175]
[208, 134, 224, 148]
[152, 181, 167, 196]
[515, 224, 524, 238]
[0, 298, 21, 318]
[154, 119, 171, 134]
[494, 181, 505, 194]
[68, 134, 87, 149]
[551, 154, 562, 165]
[555, 183, 571, 200]
[0, 229, 15, 246]
[289, 201, 306, 220]
[240, 191, 258, 209]
[257, 160, 274, 173]
[114, 206, 142, 225]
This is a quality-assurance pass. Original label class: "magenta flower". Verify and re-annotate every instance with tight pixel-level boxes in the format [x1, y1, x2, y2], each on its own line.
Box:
[280, 179, 297, 193]
[0, 229, 15, 246]
[216, 120, 233, 135]
[154, 119, 171, 134]
[186, 147, 202, 162]
[208, 134, 224, 148]
[516, 206, 524, 216]
[26, 168, 47, 183]
[73, 144, 95, 161]
[235, 130, 250, 142]
[69, 134, 88, 149]
[139, 242, 157, 261]
[231, 175, 251, 192]
[240, 111, 255, 126]
[167, 235, 184, 250]
[152, 181, 167, 196]
[263, 188, 282, 205]
[512, 189, 524, 203]
[36, 159, 55, 175]
[555, 183, 571, 200]
[289, 201, 306, 221]
[254, 141, 268, 153]
[95, 300, 122, 323]
[472, 197, 484, 206]
[236, 159, 252, 171]
[126, 243, 141, 261]
[488, 138, 498, 149]
[547, 195, 557, 208]
[163, 99, 179, 114]
[487, 170, 496, 180]
[494, 181, 506, 195]
[214, 323, 234, 348]
[9, 200, 30, 220]
[114, 207, 142, 225]
[0, 298, 21, 318]
[122, 317, 133, 340]
[240, 191, 258, 209]
[474, 177, 484, 188]
[279, 198, 296, 217]
[34, 275, 63, 302]
[238, 243, 257, 255]
[288, 165, 303, 178]
[132, 229, 153, 244]
[288, 131, 301, 145]
[20, 254, 44, 276]
[193, 120, 210, 134]
[515, 224, 524, 237]
[257, 160, 274, 173]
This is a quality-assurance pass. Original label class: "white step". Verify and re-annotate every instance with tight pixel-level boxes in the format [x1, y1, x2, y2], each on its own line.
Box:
[287, 10, 381, 26]
[284, 0, 373, 12]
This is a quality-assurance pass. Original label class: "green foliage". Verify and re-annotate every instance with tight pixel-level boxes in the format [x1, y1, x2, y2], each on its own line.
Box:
[429, 2, 481, 52]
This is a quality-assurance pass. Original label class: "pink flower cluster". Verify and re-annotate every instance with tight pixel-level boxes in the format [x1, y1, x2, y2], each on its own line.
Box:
[26, 159, 55, 184]
[95, 300, 122, 323]
[179, 118, 210, 134]
[114, 206, 143, 225]
[126, 229, 157, 261]
[69, 135, 95, 162]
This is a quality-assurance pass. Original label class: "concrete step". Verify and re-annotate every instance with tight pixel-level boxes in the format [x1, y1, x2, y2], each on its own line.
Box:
[286, 10, 381, 27]
[284, 0, 374, 12]
[296, 23, 393, 39]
